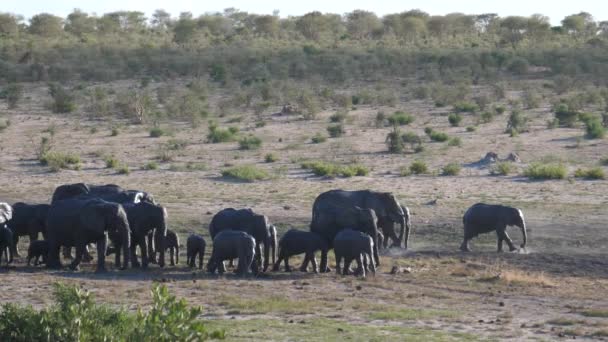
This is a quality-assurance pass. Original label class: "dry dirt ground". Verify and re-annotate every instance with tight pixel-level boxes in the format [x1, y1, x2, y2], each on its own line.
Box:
[1, 80, 607, 341]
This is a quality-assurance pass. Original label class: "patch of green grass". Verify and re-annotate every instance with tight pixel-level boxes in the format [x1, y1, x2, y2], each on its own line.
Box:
[387, 111, 414, 126]
[329, 109, 348, 123]
[574, 167, 605, 180]
[264, 153, 279, 163]
[524, 163, 567, 180]
[441, 163, 461, 176]
[141, 161, 158, 170]
[104, 156, 119, 169]
[546, 318, 581, 326]
[448, 113, 462, 127]
[368, 307, 457, 321]
[40, 151, 81, 172]
[238, 136, 262, 150]
[580, 309, 608, 318]
[428, 130, 449, 142]
[453, 101, 478, 113]
[169, 162, 208, 172]
[491, 162, 515, 176]
[300, 161, 368, 177]
[311, 133, 327, 144]
[326, 124, 345, 138]
[448, 137, 462, 147]
[399, 166, 412, 177]
[149, 126, 165, 138]
[221, 165, 271, 182]
[207, 123, 238, 143]
[116, 165, 130, 175]
[111, 127, 119, 136]
[409, 160, 429, 175]
[165, 139, 188, 150]
[585, 118, 605, 139]
[0, 118, 10, 132]
[466, 126, 476, 132]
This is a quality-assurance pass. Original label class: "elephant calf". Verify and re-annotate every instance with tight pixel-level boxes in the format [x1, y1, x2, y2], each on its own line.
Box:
[186, 234, 206, 269]
[334, 229, 376, 278]
[273, 229, 328, 273]
[27, 240, 48, 266]
[207, 230, 257, 276]
[461, 203, 527, 252]
[151, 229, 179, 266]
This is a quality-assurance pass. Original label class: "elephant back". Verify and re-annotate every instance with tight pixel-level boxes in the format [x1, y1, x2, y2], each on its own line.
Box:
[51, 183, 89, 204]
[209, 208, 264, 239]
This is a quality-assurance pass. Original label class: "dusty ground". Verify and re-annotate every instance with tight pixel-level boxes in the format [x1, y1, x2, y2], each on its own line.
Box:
[0, 80, 607, 341]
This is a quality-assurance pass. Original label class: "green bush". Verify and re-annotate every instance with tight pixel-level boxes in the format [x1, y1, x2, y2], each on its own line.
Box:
[0, 118, 10, 132]
[375, 112, 386, 128]
[574, 167, 605, 179]
[104, 156, 119, 169]
[116, 165, 130, 175]
[207, 123, 238, 143]
[142, 161, 159, 170]
[491, 162, 514, 176]
[40, 151, 81, 172]
[111, 127, 119, 136]
[401, 131, 422, 150]
[553, 103, 579, 127]
[480, 111, 494, 123]
[238, 135, 262, 150]
[585, 118, 605, 139]
[222, 165, 271, 182]
[326, 124, 345, 138]
[429, 130, 449, 142]
[165, 139, 188, 151]
[441, 163, 461, 176]
[311, 133, 327, 144]
[494, 105, 506, 115]
[466, 126, 477, 132]
[409, 160, 428, 175]
[386, 126, 405, 153]
[387, 111, 414, 126]
[48, 83, 76, 113]
[264, 153, 279, 163]
[149, 127, 165, 138]
[453, 101, 478, 113]
[448, 113, 462, 127]
[524, 163, 567, 180]
[600, 157, 608, 166]
[0, 283, 224, 341]
[329, 110, 348, 123]
[448, 137, 462, 147]
[169, 162, 208, 172]
[4, 83, 23, 109]
[506, 110, 528, 136]
[398, 166, 412, 177]
[300, 161, 368, 177]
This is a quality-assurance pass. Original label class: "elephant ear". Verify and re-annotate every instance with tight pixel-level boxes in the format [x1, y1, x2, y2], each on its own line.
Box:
[79, 201, 110, 235]
[0, 203, 12, 224]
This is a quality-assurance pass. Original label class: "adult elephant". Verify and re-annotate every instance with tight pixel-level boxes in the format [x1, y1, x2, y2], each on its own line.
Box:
[310, 202, 379, 273]
[114, 201, 167, 268]
[378, 205, 411, 249]
[7, 202, 49, 257]
[209, 208, 272, 272]
[46, 198, 130, 272]
[51, 183, 155, 205]
[460, 203, 527, 252]
[312, 190, 410, 249]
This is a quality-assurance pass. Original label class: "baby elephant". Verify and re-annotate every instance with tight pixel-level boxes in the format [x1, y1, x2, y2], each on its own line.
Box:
[27, 240, 48, 266]
[334, 229, 376, 278]
[186, 234, 206, 269]
[207, 230, 257, 276]
[273, 229, 328, 273]
[165, 229, 180, 266]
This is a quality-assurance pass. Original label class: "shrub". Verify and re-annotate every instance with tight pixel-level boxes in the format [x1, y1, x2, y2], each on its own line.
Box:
[424, 127, 433, 135]
[522, 89, 541, 109]
[300, 161, 368, 177]
[491, 162, 514, 176]
[494, 105, 506, 115]
[238, 135, 262, 150]
[0, 283, 224, 341]
[429, 130, 449, 142]
[111, 127, 119, 136]
[375, 112, 386, 128]
[329, 109, 348, 123]
[441, 163, 461, 176]
[387, 111, 414, 126]
[142, 161, 158, 170]
[165, 139, 188, 151]
[506, 110, 528, 136]
[386, 126, 405, 153]
[207, 124, 238, 143]
[448, 113, 462, 127]
[585, 118, 605, 139]
[553, 103, 579, 127]
[401, 131, 422, 150]
[264, 153, 279, 163]
[0, 118, 10, 132]
[507, 57, 529, 74]
[600, 157, 608, 166]
[221, 165, 270, 182]
[40, 151, 81, 172]
[453, 101, 478, 113]
[524, 163, 567, 180]
[466, 126, 477, 132]
[327, 124, 345, 138]
[480, 111, 494, 123]
[149, 127, 165, 138]
[448, 137, 462, 147]
[574, 167, 605, 179]
[169, 163, 208, 172]
[398, 166, 412, 177]
[104, 156, 119, 169]
[4, 83, 23, 109]
[409, 160, 428, 174]
[48, 83, 76, 113]
[311, 133, 327, 144]
[116, 165, 130, 175]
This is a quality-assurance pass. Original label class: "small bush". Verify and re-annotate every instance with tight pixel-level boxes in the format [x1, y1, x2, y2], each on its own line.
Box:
[165, 139, 188, 151]
[491, 162, 515, 176]
[142, 161, 158, 170]
[386, 126, 405, 153]
[480, 111, 494, 123]
[398, 166, 412, 177]
[600, 157, 608, 166]
[149, 127, 165, 138]
[238, 135, 262, 150]
[264, 153, 279, 163]
[327, 124, 345, 138]
[441, 163, 461, 176]
[424, 127, 433, 135]
[222, 165, 271, 182]
[453, 101, 478, 113]
[387, 111, 414, 126]
[409, 160, 428, 175]
[585, 118, 605, 139]
[207, 123, 238, 143]
[448, 137, 462, 147]
[111, 127, 119, 136]
[574, 167, 605, 180]
[553, 103, 579, 127]
[329, 110, 348, 123]
[169, 162, 207, 172]
[311, 133, 327, 144]
[506, 110, 528, 136]
[524, 163, 567, 180]
[48, 83, 76, 113]
[300, 161, 368, 178]
[448, 113, 462, 127]
[4, 83, 23, 109]
[375, 111, 386, 128]
[40, 151, 81, 172]
[401, 131, 422, 151]
[466, 126, 477, 132]
[429, 130, 449, 142]
[104, 156, 119, 169]
[116, 165, 130, 175]
[494, 105, 506, 115]
[0, 118, 10, 132]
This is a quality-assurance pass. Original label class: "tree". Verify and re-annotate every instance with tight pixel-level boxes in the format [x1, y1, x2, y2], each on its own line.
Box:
[64, 9, 96, 37]
[499, 16, 528, 48]
[562, 12, 596, 40]
[526, 14, 551, 42]
[197, 13, 234, 36]
[345, 10, 382, 39]
[296, 11, 330, 41]
[151, 9, 172, 31]
[0, 13, 20, 37]
[28, 13, 63, 37]
[173, 12, 197, 44]
[475, 13, 498, 33]
[253, 15, 279, 37]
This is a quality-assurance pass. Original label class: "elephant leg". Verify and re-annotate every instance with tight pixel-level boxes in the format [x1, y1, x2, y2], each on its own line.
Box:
[496, 232, 504, 253]
[199, 251, 204, 270]
[497, 227, 516, 252]
[319, 249, 329, 273]
[70, 244, 85, 271]
[47, 239, 62, 269]
[175, 246, 179, 265]
[356, 255, 366, 278]
[96, 238, 107, 273]
[460, 226, 474, 252]
[284, 256, 293, 272]
[373, 242, 380, 267]
[218, 261, 226, 274]
[114, 243, 122, 269]
[272, 255, 282, 272]
[140, 239, 148, 268]
[335, 253, 342, 275]
[310, 255, 319, 274]
[11, 234, 20, 258]
[83, 245, 93, 262]
[342, 258, 352, 275]
[63, 246, 73, 259]
[300, 253, 312, 272]
[169, 248, 175, 266]
[147, 233, 156, 263]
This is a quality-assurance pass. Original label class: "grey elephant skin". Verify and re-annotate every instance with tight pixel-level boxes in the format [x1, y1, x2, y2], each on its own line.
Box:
[51, 183, 155, 205]
[268, 224, 278, 266]
[310, 201, 379, 273]
[377, 205, 411, 249]
[461, 203, 527, 252]
[186, 234, 206, 269]
[27, 240, 48, 266]
[120, 202, 167, 268]
[207, 230, 257, 276]
[0, 203, 14, 265]
[312, 190, 410, 249]
[334, 229, 376, 278]
[153, 229, 179, 266]
[7, 202, 49, 258]
[273, 229, 328, 273]
[46, 198, 131, 272]
[209, 208, 271, 272]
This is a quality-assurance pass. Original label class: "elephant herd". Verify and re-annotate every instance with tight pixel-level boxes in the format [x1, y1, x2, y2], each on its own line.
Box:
[0, 184, 528, 278]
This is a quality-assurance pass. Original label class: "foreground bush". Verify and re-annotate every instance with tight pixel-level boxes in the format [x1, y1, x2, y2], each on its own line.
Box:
[300, 161, 368, 177]
[207, 124, 238, 143]
[441, 163, 461, 176]
[409, 160, 429, 174]
[524, 163, 567, 180]
[584, 118, 605, 139]
[221, 165, 270, 182]
[40, 151, 81, 172]
[0, 283, 224, 341]
[574, 167, 605, 179]
[238, 135, 262, 150]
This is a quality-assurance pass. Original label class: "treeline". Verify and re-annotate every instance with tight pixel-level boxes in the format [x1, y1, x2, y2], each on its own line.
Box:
[1, 9, 608, 84]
